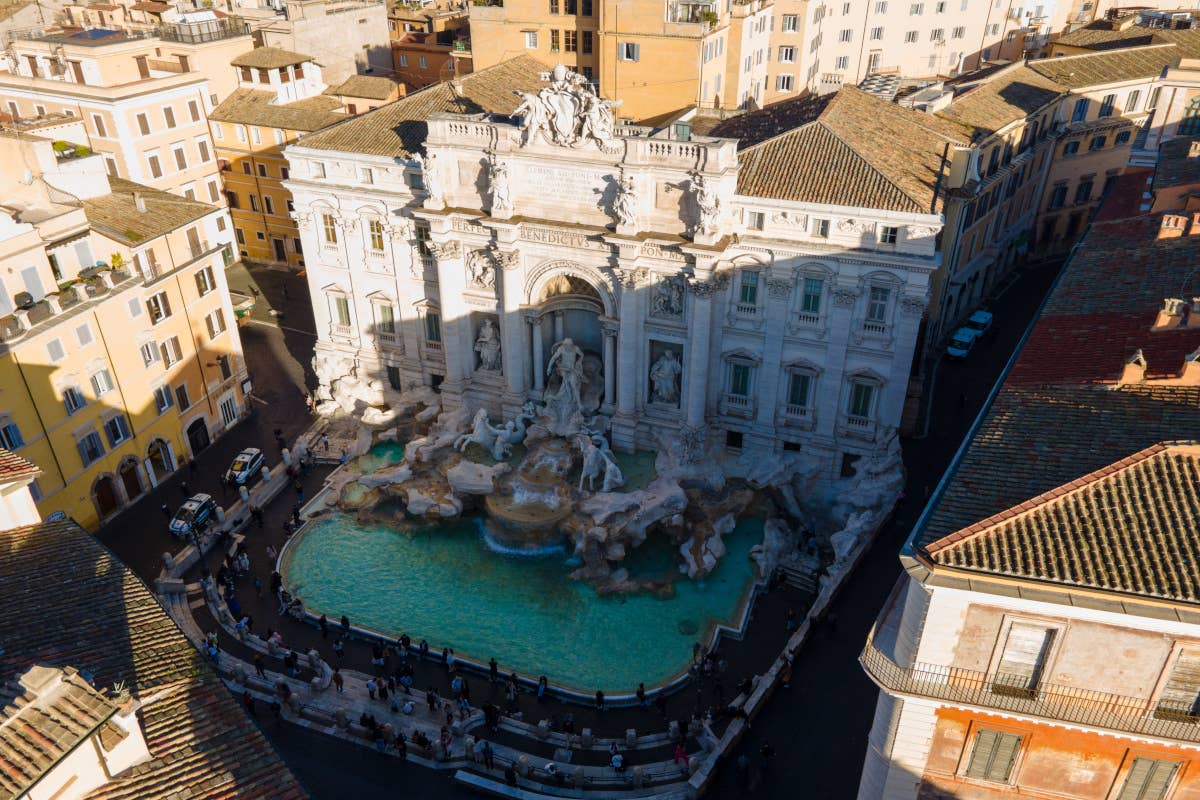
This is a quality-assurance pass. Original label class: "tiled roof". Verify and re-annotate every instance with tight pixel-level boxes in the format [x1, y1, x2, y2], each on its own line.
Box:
[1028, 43, 1179, 88]
[297, 55, 551, 157]
[329, 74, 399, 101]
[916, 172, 1200, 574]
[0, 520, 308, 800]
[0, 667, 118, 800]
[209, 87, 344, 132]
[735, 88, 970, 213]
[83, 177, 216, 245]
[1153, 136, 1200, 194]
[1054, 21, 1200, 56]
[231, 46, 310, 69]
[0, 448, 38, 482]
[699, 92, 834, 146]
[936, 65, 1064, 139]
[927, 443, 1200, 602]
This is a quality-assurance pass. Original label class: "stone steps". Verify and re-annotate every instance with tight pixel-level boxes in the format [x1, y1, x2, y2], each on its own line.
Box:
[779, 563, 818, 594]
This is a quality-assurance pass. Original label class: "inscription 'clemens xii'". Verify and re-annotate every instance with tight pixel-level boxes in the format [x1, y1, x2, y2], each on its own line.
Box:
[521, 164, 608, 207]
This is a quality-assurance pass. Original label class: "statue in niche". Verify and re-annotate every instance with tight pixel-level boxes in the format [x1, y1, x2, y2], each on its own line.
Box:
[466, 249, 496, 290]
[650, 350, 682, 405]
[474, 319, 501, 372]
[413, 151, 443, 205]
[547, 337, 584, 410]
[651, 276, 685, 317]
[487, 157, 512, 215]
[612, 172, 639, 228]
[691, 173, 720, 236]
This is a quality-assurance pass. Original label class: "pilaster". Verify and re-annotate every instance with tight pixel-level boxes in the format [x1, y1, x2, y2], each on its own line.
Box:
[428, 235, 469, 404]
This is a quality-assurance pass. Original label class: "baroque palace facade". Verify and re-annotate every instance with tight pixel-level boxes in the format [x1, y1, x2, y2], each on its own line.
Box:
[285, 61, 946, 477]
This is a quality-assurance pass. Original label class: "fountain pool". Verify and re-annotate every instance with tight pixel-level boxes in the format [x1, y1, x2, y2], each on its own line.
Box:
[282, 514, 764, 693]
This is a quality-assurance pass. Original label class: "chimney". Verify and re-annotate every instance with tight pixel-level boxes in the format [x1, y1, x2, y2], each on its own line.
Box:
[1189, 139, 1200, 159]
[1118, 349, 1147, 385]
[133, 192, 147, 213]
[1156, 297, 1188, 329]
[1191, 211, 1200, 236]
[1159, 213, 1188, 239]
[1183, 347, 1200, 384]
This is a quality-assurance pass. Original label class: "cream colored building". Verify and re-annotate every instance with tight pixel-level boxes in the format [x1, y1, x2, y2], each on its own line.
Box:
[0, 17, 252, 209]
[0, 132, 248, 530]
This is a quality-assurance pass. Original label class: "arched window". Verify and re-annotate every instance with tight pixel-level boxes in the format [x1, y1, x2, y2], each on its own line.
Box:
[1180, 97, 1200, 136]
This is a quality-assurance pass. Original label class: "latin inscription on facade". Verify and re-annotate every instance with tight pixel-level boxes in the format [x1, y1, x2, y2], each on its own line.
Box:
[521, 164, 609, 209]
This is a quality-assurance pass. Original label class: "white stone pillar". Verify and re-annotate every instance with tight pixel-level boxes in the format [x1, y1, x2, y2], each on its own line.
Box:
[685, 279, 717, 428]
[497, 249, 526, 399]
[429, 240, 471, 397]
[754, 272, 793, 428]
[553, 311, 564, 343]
[615, 275, 641, 417]
[143, 458, 158, 488]
[165, 441, 177, 472]
[600, 318, 618, 409]
[528, 311, 545, 393]
[818, 284, 861, 442]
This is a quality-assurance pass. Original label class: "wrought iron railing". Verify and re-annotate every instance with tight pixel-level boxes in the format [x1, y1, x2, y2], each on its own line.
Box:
[860, 636, 1200, 742]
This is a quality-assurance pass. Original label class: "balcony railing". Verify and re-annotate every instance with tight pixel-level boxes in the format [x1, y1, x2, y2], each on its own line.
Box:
[860, 636, 1200, 743]
[719, 392, 755, 418]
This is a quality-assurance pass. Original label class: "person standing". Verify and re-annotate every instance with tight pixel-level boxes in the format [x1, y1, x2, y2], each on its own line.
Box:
[160, 503, 172, 519]
[760, 740, 775, 770]
[489, 657, 499, 684]
[180, 480, 190, 497]
[254, 654, 266, 679]
[319, 614, 329, 638]
[366, 678, 378, 700]
[332, 669, 344, 693]
[480, 739, 495, 770]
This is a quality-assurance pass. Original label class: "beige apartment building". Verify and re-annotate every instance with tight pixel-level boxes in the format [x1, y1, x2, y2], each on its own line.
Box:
[0, 16, 253, 208]
[0, 132, 248, 530]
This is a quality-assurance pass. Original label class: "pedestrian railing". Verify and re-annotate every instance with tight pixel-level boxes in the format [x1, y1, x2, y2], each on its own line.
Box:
[860, 634, 1200, 742]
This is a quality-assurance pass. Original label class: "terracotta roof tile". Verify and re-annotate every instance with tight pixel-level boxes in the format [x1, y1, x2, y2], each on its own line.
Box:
[297, 55, 552, 157]
[329, 74, 399, 101]
[83, 177, 217, 246]
[0, 449, 38, 482]
[1054, 21, 1200, 57]
[936, 65, 1064, 138]
[0, 520, 308, 800]
[1153, 135, 1200, 194]
[1028, 43, 1180, 88]
[209, 88, 344, 132]
[231, 46, 310, 70]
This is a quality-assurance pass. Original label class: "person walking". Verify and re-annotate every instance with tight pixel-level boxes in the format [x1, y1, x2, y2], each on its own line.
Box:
[332, 637, 345, 661]
[254, 654, 266, 679]
[340, 615, 351, 636]
[594, 689, 605, 710]
[395, 732, 407, 761]
[319, 614, 329, 638]
[366, 678, 378, 700]
[180, 480, 190, 497]
[489, 657, 498, 684]
[332, 669, 344, 693]
[321, 433, 330, 453]
[479, 739, 495, 770]
[242, 691, 255, 716]
[160, 503, 171, 519]
[250, 505, 264, 528]
[673, 743, 688, 766]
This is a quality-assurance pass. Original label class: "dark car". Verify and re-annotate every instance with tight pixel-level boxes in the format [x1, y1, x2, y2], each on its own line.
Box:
[169, 493, 218, 536]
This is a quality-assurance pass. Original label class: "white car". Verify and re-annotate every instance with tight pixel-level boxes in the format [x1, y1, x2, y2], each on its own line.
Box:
[965, 309, 993, 336]
[224, 447, 265, 485]
[946, 327, 980, 360]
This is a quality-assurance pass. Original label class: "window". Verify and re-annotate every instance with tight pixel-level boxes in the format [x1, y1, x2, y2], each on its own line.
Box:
[787, 372, 812, 407]
[75, 323, 93, 347]
[368, 219, 385, 252]
[359, 166, 374, 184]
[251, 127, 262, 146]
[618, 42, 640, 61]
[188, 99, 200, 122]
[1098, 93, 1116, 118]
[1062, 140, 1079, 156]
[0, 422, 24, 449]
[582, 0, 592, 13]
[274, 128, 285, 145]
[281, 166, 290, 180]
[103, 414, 131, 446]
[212, 122, 224, 140]
[160, 336, 183, 366]
[217, 354, 232, 380]
[136, 112, 150, 135]
[1071, 98, 1089, 122]
[739, 271, 759, 305]
[867, 286, 890, 322]
[205, 309, 227, 339]
[524, 31, 538, 49]
[909, 2, 922, 12]
[1116, 758, 1180, 800]
[163, 105, 176, 128]
[813, 218, 830, 237]
[848, 381, 874, 418]
[241, 161, 252, 176]
[875, 0, 887, 10]
[387, 365, 402, 391]
[140, 341, 159, 366]
[782, 14, 798, 31]
[147, 152, 162, 179]
[1116, 129, 1131, 145]
[549, 0, 558, 12]
[322, 213, 338, 245]
[964, 729, 1023, 784]
[153, 384, 174, 414]
[249, 194, 259, 212]
[105, 157, 118, 178]
[226, 191, 240, 210]
[90, 369, 114, 397]
[745, 210, 765, 230]
[839, 29, 852, 42]
[801, 278, 823, 314]
[1156, 650, 1200, 718]
[378, 304, 396, 333]
[835, 55, 850, 69]
[147, 291, 171, 322]
[1074, 180, 1092, 204]
[424, 311, 442, 342]
[77, 430, 105, 466]
[128, 297, 143, 319]
[1180, 98, 1200, 135]
[952, 25, 964, 37]
[92, 113, 107, 137]
[174, 383, 191, 410]
[564, 30, 577, 51]
[870, 27, 883, 40]
[904, 30, 918, 42]
[993, 622, 1054, 694]
[173, 145, 187, 171]
[254, 163, 266, 178]
[1148, 86, 1162, 110]
[196, 138, 210, 162]
[220, 394, 238, 424]
[729, 363, 752, 396]
[415, 222, 432, 255]
[264, 196, 274, 215]
[63, 386, 86, 414]
[879, 226, 898, 244]
[779, 45, 796, 62]
[725, 430, 744, 450]
[775, 75, 794, 92]
[334, 296, 351, 326]
[930, 27, 943, 41]
[582, 30, 593, 54]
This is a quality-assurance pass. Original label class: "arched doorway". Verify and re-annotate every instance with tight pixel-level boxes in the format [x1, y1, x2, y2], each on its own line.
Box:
[146, 438, 174, 484]
[187, 418, 210, 455]
[118, 457, 144, 502]
[93, 474, 120, 519]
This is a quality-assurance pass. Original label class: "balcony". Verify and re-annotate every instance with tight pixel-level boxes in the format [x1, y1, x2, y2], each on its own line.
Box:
[376, 330, 402, 349]
[667, 1, 717, 24]
[719, 392, 755, 418]
[839, 414, 877, 441]
[860, 634, 1200, 744]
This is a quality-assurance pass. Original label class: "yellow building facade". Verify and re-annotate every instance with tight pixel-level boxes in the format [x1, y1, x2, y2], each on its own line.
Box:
[0, 134, 248, 530]
[210, 48, 345, 267]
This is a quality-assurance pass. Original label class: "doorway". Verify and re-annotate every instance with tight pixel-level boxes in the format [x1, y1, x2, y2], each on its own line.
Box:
[187, 418, 210, 454]
[93, 475, 119, 518]
[119, 458, 143, 501]
[272, 238, 287, 262]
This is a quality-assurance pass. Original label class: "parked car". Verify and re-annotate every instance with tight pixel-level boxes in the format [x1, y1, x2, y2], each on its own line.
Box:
[224, 447, 265, 485]
[965, 309, 994, 336]
[170, 493, 218, 536]
[946, 327, 980, 360]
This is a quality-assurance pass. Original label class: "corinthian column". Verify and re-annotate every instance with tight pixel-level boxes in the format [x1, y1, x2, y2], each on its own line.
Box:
[496, 248, 525, 398]
[429, 240, 469, 398]
[685, 279, 718, 429]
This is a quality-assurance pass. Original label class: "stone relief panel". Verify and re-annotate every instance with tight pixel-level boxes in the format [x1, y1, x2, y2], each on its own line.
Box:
[649, 274, 686, 319]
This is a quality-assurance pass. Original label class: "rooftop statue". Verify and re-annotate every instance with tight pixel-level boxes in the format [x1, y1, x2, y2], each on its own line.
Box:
[513, 65, 622, 149]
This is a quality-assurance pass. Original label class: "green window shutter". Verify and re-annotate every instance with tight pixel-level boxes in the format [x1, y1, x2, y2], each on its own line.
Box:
[965, 729, 1022, 783]
[1118, 758, 1180, 800]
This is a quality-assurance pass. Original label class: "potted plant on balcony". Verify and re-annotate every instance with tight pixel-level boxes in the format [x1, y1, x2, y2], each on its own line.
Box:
[700, 9, 719, 26]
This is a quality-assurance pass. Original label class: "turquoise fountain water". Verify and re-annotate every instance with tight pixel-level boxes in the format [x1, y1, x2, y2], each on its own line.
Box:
[282, 514, 763, 692]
